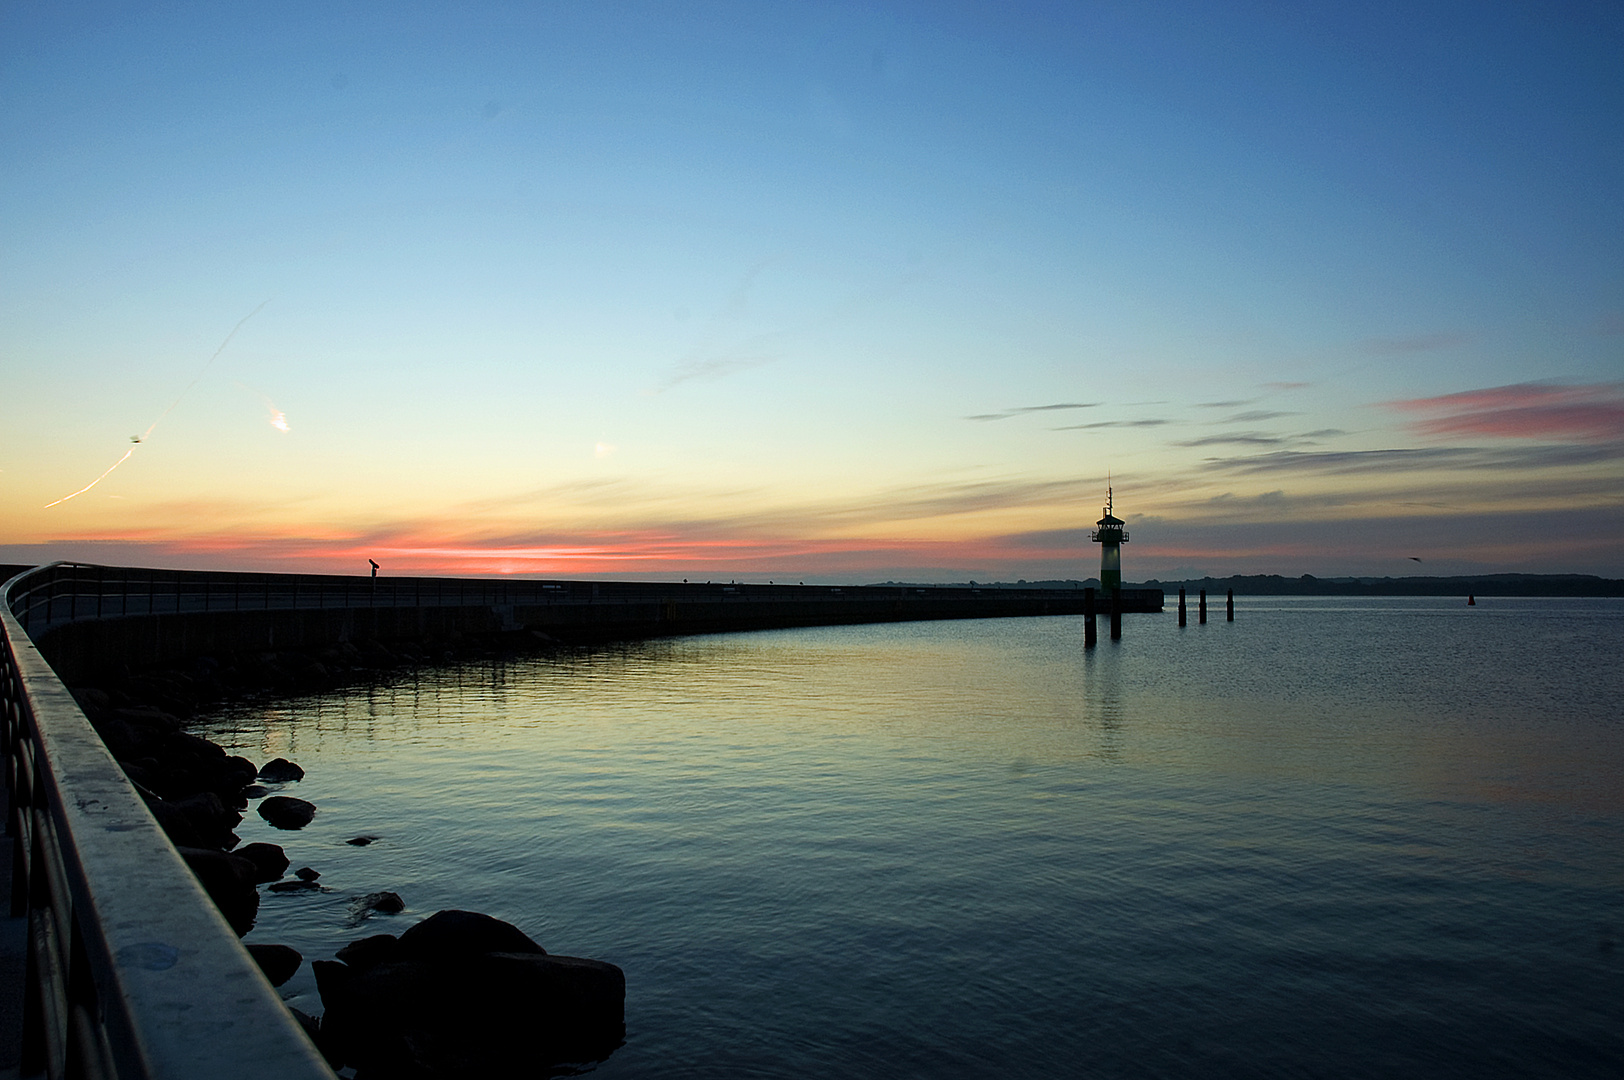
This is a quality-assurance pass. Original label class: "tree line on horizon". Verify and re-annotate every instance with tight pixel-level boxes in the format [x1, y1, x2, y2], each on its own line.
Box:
[882, 574, 1624, 597]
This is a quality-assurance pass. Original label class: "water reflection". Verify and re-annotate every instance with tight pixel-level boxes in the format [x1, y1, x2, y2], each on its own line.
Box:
[195, 602, 1624, 1080]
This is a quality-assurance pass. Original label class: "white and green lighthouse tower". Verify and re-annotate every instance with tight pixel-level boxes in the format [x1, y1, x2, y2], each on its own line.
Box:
[1091, 483, 1128, 591]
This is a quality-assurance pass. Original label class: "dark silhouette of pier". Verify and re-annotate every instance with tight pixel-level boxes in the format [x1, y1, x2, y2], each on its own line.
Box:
[13, 563, 1163, 684]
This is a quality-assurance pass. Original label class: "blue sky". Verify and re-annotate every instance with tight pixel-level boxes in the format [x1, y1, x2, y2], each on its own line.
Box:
[3, 2, 1621, 580]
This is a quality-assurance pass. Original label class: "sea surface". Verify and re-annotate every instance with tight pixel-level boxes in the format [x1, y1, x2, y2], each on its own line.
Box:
[195, 596, 1624, 1078]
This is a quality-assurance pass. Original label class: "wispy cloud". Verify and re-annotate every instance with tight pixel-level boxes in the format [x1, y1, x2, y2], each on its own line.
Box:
[1201, 442, 1624, 476]
[653, 350, 777, 393]
[1174, 432, 1287, 447]
[1220, 410, 1296, 423]
[1053, 419, 1170, 430]
[1358, 332, 1471, 354]
[1386, 382, 1624, 443]
[965, 402, 1101, 422]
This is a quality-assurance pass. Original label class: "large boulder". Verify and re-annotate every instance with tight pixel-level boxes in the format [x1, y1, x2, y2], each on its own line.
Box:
[315, 911, 623, 1076]
[258, 796, 316, 830]
[397, 910, 543, 960]
[335, 933, 401, 971]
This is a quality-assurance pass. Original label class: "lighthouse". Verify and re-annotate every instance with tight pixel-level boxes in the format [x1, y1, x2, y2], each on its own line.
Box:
[1091, 483, 1128, 591]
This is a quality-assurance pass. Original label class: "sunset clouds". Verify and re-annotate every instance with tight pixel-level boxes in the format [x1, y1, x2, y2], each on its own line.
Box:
[1388, 383, 1624, 444]
[2, 5, 1621, 580]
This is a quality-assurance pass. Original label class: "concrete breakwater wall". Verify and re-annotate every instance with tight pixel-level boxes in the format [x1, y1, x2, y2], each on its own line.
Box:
[13, 564, 1162, 685]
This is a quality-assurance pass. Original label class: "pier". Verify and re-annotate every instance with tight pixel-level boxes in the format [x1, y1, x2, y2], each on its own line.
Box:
[0, 561, 1160, 1078]
[15, 564, 1163, 685]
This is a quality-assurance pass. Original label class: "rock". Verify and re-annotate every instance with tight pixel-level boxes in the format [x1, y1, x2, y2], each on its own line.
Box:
[295, 866, 320, 881]
[160, 730, 227, 765]
[215, 755, 260, 791]
[235, 842, 289, 883]
[258, 796, 316, 830]
[176, 846, 259, 936]
[258, 758, 305, 783]
[311, 958, 352, 1005]
[349, 892, 405, 921]
[145, 798, 205, 848]
[397, 909, 544, 960]
[269, 879, 321, 893]
[169, 791, 243, 848]
[287, 1006, 323, 1052]
[94, 718, 149, 761]
[345, 835, 379, 846]
[357, 639, 397, 665]
[240, 784, 271, 800]
[120, 760, 159, 794]
[335, 933, 401, 971]
[71, 687, 114, 714]
[314, 912, 624, 1075]
[114, 705, 183, 737]
[246, 943, 302, 986]
[473, 950, 625, 1047]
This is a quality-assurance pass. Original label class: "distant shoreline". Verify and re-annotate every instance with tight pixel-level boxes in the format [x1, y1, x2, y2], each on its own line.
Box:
[878, 574, 1624, 598]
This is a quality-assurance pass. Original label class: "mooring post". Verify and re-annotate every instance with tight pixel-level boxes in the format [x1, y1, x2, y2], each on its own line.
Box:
[1227, 588, 1234, 622]
[1084, 587, 1097, 647]
[1199, 589, 1207, 624]
[1110, 587, 1122, 640]
[1178, 587, 1187, 627]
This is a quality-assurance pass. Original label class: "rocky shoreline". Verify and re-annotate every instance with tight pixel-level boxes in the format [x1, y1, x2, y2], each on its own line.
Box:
[67, 632, 626, 1078]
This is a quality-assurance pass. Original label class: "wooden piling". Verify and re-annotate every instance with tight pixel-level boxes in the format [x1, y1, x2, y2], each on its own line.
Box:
[1110, 587, 1122, 640]
[1178, 587, 1186, 627]
[1199, 589, 1207, 624]
[1226, 588, 1234, 621]
[1084, 587, 1097, 647]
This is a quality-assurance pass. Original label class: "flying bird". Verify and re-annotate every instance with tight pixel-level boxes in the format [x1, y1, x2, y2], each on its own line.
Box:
[1408, 557, 1422, 562]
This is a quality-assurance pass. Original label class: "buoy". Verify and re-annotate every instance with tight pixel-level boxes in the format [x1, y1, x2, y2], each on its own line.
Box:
[1467, 594, 1476, 606]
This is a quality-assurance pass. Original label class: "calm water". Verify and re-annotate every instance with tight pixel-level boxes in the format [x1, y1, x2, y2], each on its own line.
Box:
[197, 597, 1624, 1078]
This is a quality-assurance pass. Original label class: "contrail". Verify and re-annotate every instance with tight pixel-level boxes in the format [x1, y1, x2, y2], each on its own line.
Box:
[44, 300, 269, 508]
[42, 447, 139, 508]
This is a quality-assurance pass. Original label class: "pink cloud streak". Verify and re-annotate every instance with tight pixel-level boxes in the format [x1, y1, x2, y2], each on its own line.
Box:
[1386, 382, 1624, 443]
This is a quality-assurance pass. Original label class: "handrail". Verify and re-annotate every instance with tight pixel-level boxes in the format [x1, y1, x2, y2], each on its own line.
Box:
[1, 565, 335, 1080]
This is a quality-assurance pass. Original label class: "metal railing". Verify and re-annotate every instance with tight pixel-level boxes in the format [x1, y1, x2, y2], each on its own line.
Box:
[2, 565, 335, 1080]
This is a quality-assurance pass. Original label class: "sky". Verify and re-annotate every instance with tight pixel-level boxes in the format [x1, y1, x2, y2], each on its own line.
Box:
[3, 1, 1621, 583]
